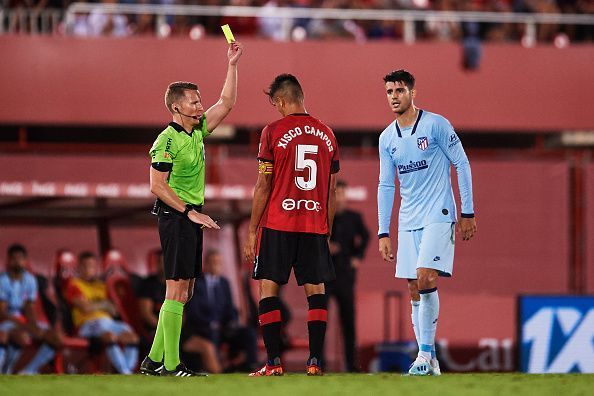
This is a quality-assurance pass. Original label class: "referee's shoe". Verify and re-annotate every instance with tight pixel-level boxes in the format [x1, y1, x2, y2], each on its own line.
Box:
[139, 356, 164, 376]
[161, 362, 208, 377]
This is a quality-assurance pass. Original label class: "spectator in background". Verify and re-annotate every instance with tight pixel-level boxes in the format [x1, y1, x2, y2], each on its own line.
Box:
[325, 181, 369, 372]
[182, 250, 257, 373]
[461, 0, 484, 70]
[65, 251, 139, 374]
[0, 244, 63, 375]
[307, 0, 364, 40]
[258, 0, 295, 41]
[425, 0, 461, 41]
[220, 0, 259, 37]
[69, 0, 132, 37]
[514, 0, 560, 41]
[135, 250, 166, 354]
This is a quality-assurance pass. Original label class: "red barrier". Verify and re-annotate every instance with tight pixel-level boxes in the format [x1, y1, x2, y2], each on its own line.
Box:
[1, 36, 593, 130]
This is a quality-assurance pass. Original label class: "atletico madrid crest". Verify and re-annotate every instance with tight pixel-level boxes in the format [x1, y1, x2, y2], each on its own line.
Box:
[417, 137, 429, 151]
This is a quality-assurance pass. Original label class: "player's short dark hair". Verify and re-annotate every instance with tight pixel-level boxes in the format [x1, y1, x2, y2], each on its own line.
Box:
[165, 82, 198, 114]
[7, 243, 27, 257]
[265, 74, 304, 104]
[336, 180, 347, 189]
[78, 251, 96, 264]
[383, 69, 415, 90]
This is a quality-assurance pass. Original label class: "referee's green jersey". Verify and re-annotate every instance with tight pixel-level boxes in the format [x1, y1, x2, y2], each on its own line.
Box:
[149, 117, 210, 205]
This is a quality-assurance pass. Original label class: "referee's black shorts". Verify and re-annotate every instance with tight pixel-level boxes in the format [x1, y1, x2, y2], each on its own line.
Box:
[157, 205, 203, 280]
[252, 227, 335, 286]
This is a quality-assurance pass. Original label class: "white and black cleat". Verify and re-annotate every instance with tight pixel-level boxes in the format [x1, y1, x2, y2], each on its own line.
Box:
[139, 356, 164, 376]
[407, 356, 433, 376]
[160, 362, 207, 377]
[430, 358, 442, 376]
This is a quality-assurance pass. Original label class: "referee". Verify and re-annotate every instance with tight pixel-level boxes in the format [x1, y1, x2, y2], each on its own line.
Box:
[140, 42, 244, 377]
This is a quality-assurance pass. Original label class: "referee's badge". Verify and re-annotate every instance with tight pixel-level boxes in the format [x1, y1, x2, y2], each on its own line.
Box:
[417, 137, 429, 151]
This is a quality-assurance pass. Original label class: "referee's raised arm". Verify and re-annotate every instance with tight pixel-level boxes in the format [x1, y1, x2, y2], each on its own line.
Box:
[205, 42, 244, 133]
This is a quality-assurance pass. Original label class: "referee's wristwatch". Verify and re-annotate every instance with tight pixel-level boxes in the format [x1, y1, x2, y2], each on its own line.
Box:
[183, 204, 194, 218]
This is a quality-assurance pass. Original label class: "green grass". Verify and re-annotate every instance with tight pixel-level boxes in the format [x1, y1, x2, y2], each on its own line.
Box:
[1, 373, 593, 396]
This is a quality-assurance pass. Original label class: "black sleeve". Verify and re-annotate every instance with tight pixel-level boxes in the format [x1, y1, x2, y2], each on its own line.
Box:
[151, 162, 173, 172]
[353, 212, 370, 259]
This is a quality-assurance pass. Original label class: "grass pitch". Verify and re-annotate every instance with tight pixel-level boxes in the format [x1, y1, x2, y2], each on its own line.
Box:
[1, 373, 592, 396]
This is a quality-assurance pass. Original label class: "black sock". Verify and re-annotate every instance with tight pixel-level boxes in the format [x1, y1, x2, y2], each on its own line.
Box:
[307, 294, 328, 365]
[259, 296, 282, 366]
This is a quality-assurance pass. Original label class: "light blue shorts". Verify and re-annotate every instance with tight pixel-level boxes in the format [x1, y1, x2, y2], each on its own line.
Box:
[396, 222, 455, 279]
[0, 320, 48, 332]
[78, 317, 132, 338]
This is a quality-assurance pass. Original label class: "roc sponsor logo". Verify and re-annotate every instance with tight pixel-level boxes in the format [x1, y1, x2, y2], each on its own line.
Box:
[282, 198, 322, 212]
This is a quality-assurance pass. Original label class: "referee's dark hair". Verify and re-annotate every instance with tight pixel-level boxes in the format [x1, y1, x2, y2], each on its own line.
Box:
[265, 74, 304, 104]
[165, 81, 199, 114]
[336, 179, 347, 189]
[7, 243, 27, 257]
[383, 69, 415, 90]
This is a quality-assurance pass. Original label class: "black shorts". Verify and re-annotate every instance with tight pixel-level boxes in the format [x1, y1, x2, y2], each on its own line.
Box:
[157, 205, 203, 280]
[252, 227, 335, 286]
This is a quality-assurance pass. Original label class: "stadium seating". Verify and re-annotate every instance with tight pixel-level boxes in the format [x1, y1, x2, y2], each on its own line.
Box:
[103, 249, 149, 341]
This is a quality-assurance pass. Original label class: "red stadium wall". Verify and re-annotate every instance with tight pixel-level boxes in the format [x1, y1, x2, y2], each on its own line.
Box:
[1, 36, 593, 131]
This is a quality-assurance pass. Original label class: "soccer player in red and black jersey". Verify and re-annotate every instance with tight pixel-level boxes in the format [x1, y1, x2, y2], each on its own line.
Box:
[244, 74, 340, 376]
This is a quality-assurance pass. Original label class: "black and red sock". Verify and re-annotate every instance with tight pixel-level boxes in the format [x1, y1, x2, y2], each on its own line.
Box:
[259, 296, 282, 366]
[307, 293, 328, 365]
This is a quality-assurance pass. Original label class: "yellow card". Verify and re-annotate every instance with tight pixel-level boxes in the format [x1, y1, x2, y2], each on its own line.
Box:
[221, 24, 235, 43]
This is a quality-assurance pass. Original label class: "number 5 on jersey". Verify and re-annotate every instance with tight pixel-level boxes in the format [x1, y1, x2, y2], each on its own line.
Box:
[295, 144, 318, 191]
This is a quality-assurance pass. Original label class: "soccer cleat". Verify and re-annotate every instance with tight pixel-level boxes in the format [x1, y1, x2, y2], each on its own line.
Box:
[407, 355, 433, 376]
[306, 358, 323, 376]
[139, 356, 164, 376]
[431, 358, 441, 376]
[160, 362, 207, 377]
[249, 364, 284, 376]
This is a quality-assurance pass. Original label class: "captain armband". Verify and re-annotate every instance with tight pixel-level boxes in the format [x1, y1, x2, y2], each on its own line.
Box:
[258, 161, 274, 175]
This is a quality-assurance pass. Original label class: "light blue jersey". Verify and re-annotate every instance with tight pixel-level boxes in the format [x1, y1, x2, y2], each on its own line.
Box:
[378, 110, 474, 234]
[0, 271, 38, 316]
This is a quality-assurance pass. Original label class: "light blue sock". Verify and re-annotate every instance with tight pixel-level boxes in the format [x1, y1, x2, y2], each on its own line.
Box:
[20, 344, 55, 374]
[411, 300, 421, 348]
[123, 345, 138, 373]
[0, 345, 6, 371]
[106, 344, 131, 374]
[5, 345, 22, 374]
[431, 345, 436, 360]
[419, 288, 439, 360]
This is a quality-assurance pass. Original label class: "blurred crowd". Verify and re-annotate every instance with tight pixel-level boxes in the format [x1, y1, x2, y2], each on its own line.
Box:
[0, 244, 259, 374]
[2, 0, 593, 43]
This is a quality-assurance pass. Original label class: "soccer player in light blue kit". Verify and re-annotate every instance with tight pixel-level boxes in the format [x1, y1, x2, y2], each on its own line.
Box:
[377, 70, 477, 376]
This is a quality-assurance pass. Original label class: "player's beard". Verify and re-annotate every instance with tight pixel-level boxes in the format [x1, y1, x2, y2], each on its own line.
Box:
[395, 98, 412, 116]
